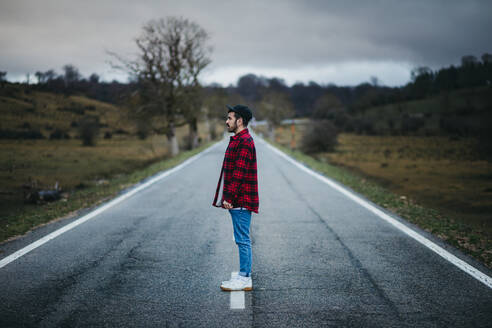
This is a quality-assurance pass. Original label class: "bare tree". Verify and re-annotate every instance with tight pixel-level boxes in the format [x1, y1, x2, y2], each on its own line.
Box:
[181, 85, 204, 149]
[311, 92, 346, 126]
[44, 69, 57, 82]
[35, 71, 44, 84]
[370, 76, 380, 87]
[108, 16, 212, 156]
[62, 64, 81, 86]
[258, 90, 294, 141]
[202, 88, 229, 141]
[461, 55, 478, 67]
[410, 66, 432, 82]
[89, 73, 100, 83]
[0, 71, 6, 88]
[482, 53, 492, 64]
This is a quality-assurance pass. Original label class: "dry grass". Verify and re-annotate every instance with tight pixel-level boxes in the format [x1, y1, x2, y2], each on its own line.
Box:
[0, 124, 217, 214]
[0, 86, 224, 243]
[0, 138, 218, 244]
[255, 123, 492, 268]
[324, 134, 492, 230]
[0, 90, 129, 135]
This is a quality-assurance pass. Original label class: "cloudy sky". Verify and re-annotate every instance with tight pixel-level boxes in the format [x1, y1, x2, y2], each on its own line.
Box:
[1, 0, 491, 87]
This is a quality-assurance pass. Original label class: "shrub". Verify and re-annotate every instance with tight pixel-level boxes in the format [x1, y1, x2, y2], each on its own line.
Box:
[301, 119, 339, 154]
[352, 117, 375, 135]
[58, 106, 85, 115]
[401, 114, 425, 135]
[440, 116, 470, 136]
[476, 117, 492, 160]
[136, 118, 151, 140]
[114, 128, 129, 135]
[49, 128, 70, 140]
[19, 122, 31, 129]
[78, 116, 100, 146]
[24, 128, 45, 139]
[344, 117, 356, 132]
[181, 135, 192, 151]
[0, 128, 44, 139]
[209, 123, 217, 140]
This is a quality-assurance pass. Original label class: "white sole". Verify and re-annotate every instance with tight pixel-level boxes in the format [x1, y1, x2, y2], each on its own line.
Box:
[220, 285, 253, 291]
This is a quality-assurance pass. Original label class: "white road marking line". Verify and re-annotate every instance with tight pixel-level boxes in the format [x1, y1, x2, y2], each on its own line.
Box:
[261, 140, 492, 290]
[0, 142, 223, 269]
[229, 272, 245, 310]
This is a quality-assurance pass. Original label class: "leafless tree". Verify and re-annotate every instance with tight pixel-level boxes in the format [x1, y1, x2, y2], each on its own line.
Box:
[202, 88, 236, 141]
[311, 92, 347, 128]
[0, 71, 6, 88]
[62, 64, 81, 85]
[89, 73, 100, 83]
[482, 53, 492, 64]
[370, 76, 380, 87]
[258, 91, 294, 141]
[35, 71, 44, 84]
[108, 16, 212, 156]
[410, 66, 432, 82]
[44, 69, 57, 82]
[461, 55, 478, 67]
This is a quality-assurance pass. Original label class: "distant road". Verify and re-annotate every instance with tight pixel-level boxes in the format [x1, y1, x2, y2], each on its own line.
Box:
[1, 135, 491, 327]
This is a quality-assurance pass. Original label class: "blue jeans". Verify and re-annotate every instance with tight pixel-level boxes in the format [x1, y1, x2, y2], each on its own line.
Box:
[229, 209, 252, 277]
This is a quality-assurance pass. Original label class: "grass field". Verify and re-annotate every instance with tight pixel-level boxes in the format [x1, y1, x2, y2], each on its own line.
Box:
[0, 138, 219, 244]
[323, 134, 492, 229]
[353, 85, 492, 135]
[0, 128, 212, 214]
[0, 86, 224, 244]
[254, 123, 492, 269]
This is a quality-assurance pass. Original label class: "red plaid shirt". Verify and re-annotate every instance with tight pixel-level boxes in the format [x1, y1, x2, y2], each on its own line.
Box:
[213, 128, 259, 213]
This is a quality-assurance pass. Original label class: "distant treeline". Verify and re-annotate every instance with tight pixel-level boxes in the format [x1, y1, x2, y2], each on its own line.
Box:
[0, 65, 136, 105]
[1, 53, 491, 120]
[227, 53, 492, 117]
[1, 54, 492, 157]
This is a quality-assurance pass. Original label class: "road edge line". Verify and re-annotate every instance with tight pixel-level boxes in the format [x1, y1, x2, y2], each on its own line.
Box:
[0, 141, 223, 269]
[260, 139, 492, 290]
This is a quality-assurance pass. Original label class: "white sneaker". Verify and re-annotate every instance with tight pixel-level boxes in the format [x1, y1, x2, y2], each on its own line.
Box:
[220, 275, 252, 291]
[221, 273, 240, 285]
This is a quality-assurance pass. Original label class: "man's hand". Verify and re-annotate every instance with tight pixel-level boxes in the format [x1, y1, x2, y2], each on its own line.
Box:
[223, 200, 233, 209]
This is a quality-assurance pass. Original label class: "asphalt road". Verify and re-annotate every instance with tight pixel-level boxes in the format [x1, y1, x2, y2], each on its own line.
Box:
[1, 135, 491, 327]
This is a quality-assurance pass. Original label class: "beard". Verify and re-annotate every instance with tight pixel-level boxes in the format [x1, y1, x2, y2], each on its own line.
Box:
[227, 122, 236, 132]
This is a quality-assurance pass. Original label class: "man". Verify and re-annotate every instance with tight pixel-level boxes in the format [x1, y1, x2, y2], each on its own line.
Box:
[213, 104, 259, 291]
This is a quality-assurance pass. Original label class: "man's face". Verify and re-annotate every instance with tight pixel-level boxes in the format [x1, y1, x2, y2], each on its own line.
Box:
[226, 112, 241, 133]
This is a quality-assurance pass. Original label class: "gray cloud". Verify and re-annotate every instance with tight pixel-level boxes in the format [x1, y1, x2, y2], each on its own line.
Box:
[1, 0, 491, 86]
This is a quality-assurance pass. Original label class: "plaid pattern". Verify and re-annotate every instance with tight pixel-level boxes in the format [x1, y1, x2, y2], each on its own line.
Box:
[213, 128, 259, 213]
